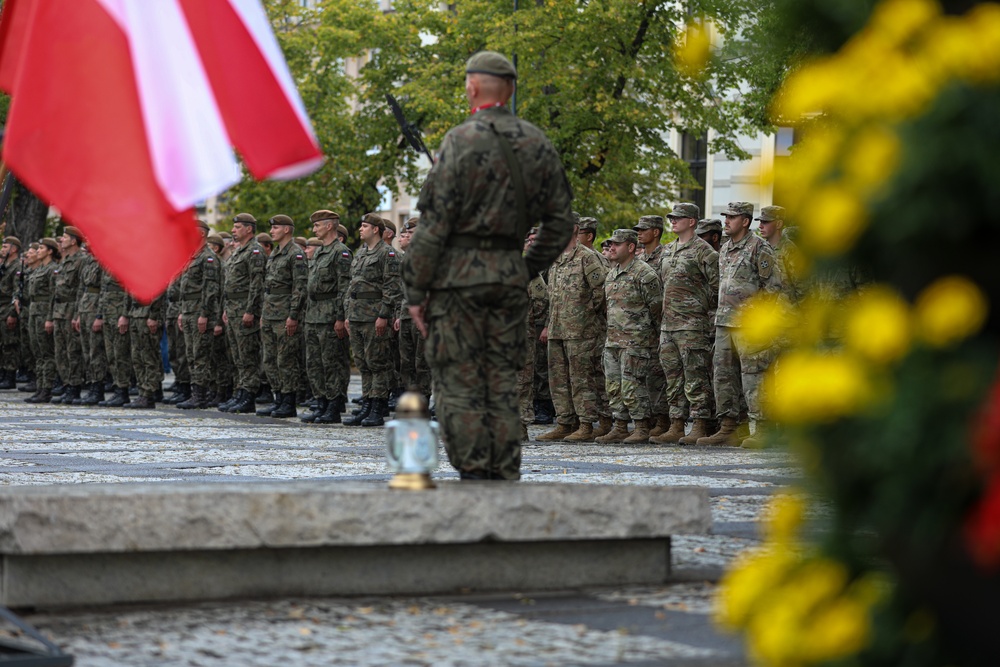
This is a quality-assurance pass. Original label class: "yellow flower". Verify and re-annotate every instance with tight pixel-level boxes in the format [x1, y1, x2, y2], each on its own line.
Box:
[763, 492, 807, 544]
[867, 0, 940, 46]
[962, 4, 1000, 83]
[773, 58, 845, 120]
[765, 350, 872, 424]
[715, 547, 800, 629]
[734, 293, 794, 352]
[800, 596, 871, 662]
[675, 20, 711, 78]
[914, 275, 988, 347]
[797, 182, 868, 256]
[843, 285, 912, 364]
[841, 125, 901, 197]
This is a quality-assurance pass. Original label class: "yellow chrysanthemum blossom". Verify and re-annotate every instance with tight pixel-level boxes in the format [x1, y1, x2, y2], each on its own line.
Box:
[844, 285, 912, 364]
[841, 125, 901, 197]
[715, 547, 800, 629]
[867, 0, 940, 46]
[763, 492, 807, 544]
[765, 350, 872, 424]
[734, 293, 794, 352]
[674, 20, 711, 78]
[799, 596, 871, 662]
[797, 183, 868, 256]
[914, 275, 988, 347]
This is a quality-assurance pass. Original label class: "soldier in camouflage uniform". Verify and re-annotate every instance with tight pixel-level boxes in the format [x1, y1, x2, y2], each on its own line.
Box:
[176, 221, 223, 410]
[756, 206, 804, 304]
[163, 275, 191, 404]
[205, 234, 232, 406]
[402, 51, 574, 480]
[596, 229, 663, 444]
[15, 243, 35, 391]
[123, 288, 166, 409]
[51, 227, 87, 403]
[537, 220, 607, 443]
[634, 215, 672, 436]
[331, 223, 353, 410]
[0, 237, 22, 389]
[255, 215, 308, 419]
[344, 213, 401, 427]
[300, 210, 344, 424]
[578, 216, 612, 436]
[26, 239, 59, 403]
[96, 267, 132, 407]
[218, 213, 266, 414]
[74, 246, 107, 405]
[517, 228, 549, 440]
[651, 203, 719, 445]
[697, 218, 723, 252]
[394, 218, 432, 401]
[698, 202, 784, 447]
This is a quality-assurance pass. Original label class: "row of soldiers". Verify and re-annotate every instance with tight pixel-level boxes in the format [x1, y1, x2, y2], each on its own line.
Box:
[519, 200, 799, 448]
[0, 211, 431, 426]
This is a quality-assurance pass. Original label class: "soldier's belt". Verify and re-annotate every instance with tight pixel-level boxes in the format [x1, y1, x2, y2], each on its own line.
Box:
[310, 293, 337, 301]
[448, 234, 521, 251]
[227, 291, 249, 299]
[54, 297, 73, 304]
[351, 291, 382, 300]
[268, 287, 292, 295]
[86, 286, 101, 294]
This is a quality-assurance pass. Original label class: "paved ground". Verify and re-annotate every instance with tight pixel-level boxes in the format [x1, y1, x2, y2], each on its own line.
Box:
[0, 377, 797, 666]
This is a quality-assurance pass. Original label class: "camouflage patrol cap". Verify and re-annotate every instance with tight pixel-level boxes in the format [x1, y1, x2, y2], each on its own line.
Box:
[578, 217, 599, 233]
[600, 239, 612, 250]
[755, 205, 786, 222]
[232, 213, 257, 224]
[294, 236, 308, 247]
[722, 202, 754, 217]
[2, 236, 20, 249]
[360, 213, 385, 233]
[255, 232, 273, 246]
[62, 226, 84, 241]
[667, 202, 701, 219]
[310, 210, 340, 224]
[403, 217, 419, 230]
[206, 233, 225, 249]
[696, 218, 723, 235]
[609, 228, 639, 244]
[383, 220, 397, 235]
[466, 50, 517, 80]
[307, 238, 323, 247]
[634, 215, 664, 231]
[269, 215, 294, 227]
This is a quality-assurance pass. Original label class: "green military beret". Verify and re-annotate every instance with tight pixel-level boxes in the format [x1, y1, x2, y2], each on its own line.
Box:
[609, 228, 639, 244]
[255, 232, 273, 245]
[196, 219, 210, 232]
[755, 205, 786, 222]
[218, 231, 233, 241]
[696, 218, 723, 234]
[40, 237, 59, 252]
[361, 213, 385, 232]
[269, 215, 295, 227]
[634, 215, 664, 231]
[3, 236, 21, 249]
[294, 236, 308, 247]
[403, 217, 419, 230]
[63, 226, 84, 241]
[383, 220, 396, 235]
[206, 233, 224, 249]
[310, 209, 340, 224]
[466, 50, 517, 80]
[232, 213, 257, 225]
[722, 202, 755, 217]
[307, 238, 323, 247]
[337, 224, 348, 238]
[667, 202, 701, 219]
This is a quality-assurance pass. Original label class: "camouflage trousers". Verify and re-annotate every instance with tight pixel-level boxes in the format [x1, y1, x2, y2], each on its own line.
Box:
[214, 328, 232, 391]
[53, 318, 84, 386]
[399, 319, 432, 396]
[19, 308, 33, 372]
[305, 322, 346, 401]
[103, 320, 131, 389]
[603, 346, 655, 421]
[533, 325, 550, 401]
[425, 285, 527, 481]
[180, 314, 215, 387]
[261, 319, 301, 394]
[390, 327, 401, 390]
[713, 326, 775, 422]
[659, 329, 714, 420]
[349, 320, 393, 399]
[518, 317, 537, 427]
[130, 318, 163, 397]
[225, 318, 261, 392]
[29, 313, 55, 389]
[78, 311, 107, 384]
[166, 317, 190, 383]
[1, 314, 19, 372]
[646, 346, 669, 418]
[547, 338, 602, 425]
[335, 334, 351, 398]
[593, 339, 611, 419]
[298, 328, 310, 396]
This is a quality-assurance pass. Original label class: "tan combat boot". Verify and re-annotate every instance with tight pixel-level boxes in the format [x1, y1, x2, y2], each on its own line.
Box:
[741, 421, 770, 449]
[650, 418, 686, 444]
[595, 419, 630, 443]
[648, 415, 671, 438]
[678, 419, 711, 445]
[695, 416, 741, 446]
[536, 423, 576, 442]
[623, 417, 652, 444]
[564, 422, 595, 442]
[592, 415, 613, 438]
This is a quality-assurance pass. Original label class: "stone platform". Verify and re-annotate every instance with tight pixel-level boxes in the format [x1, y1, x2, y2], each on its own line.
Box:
[0, 481, 710, 608]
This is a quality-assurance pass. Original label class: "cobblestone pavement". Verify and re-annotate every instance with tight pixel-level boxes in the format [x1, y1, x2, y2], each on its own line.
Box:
[0, 377, 798, 666]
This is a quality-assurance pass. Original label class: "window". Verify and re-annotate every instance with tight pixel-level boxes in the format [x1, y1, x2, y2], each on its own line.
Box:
[679, 131, 708, 215]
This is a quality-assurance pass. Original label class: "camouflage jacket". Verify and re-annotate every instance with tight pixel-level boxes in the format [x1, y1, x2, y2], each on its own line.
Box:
[166, 276, 183, 319]
[330, 239, 352, 323]
[304, 242, 343, 325]
[546, 243, 607, 340]
[605, 257, 662, 349]
[403, 106, 574, 303]
[76, 253, 103, 314]
[346, 240, 401, 323]
[394, 248, 411, 321]
[98, 268, 129, 319]
[659, 236, 719, 332]
[527, 274, 548, 331]
[178, 245, 222, 323]
[641, 243, 666, 270]
[0, 256, 20, 319]
[224, 239, 266, 319]
[716, 232, 783, 328]
[262, 241, 308, 322]
[15, 264, 30, 311]
[28, 262, 55, 314]
[127, 292, 166, 320]
[50, 250, 85, 320]
[774, 235, 805, 304]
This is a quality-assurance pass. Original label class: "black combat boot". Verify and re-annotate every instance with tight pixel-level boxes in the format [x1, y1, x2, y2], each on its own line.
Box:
[51, 380, 65, 397]
[79, 382, 104, 406]
[361, 398, 386, 427]
[124, 394, 155, 409]
[332, 395, 347, 414]
[256, 384, 273, 404]
[314, 397, 342, 424]
[300, 397, 327, 423]
[18, 371, 36, 392]
[15, 368, 28, 383]
[61, 385, 82, 405]
[163, 383, 190, 405]
[230, 390, 256, 414]
[176, 384, 205, 409]
[100, 386, 129, 407]
[343, 398, 371, 426]
[0, 370, 15, 390]
[270, 392, 297, 418]
[219, 388, 243, 412]
[256, 392, 280, 417]
[26, 386, 52, 403]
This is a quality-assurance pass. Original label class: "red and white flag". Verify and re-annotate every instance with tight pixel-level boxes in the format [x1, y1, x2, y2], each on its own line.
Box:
[0, 0, 323, 300]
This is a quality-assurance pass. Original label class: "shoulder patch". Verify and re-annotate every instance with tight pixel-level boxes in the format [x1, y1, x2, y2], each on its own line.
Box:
[296, 254, 304, 260]
[388, 251, 396, 257]
[207, 257, 214, 263]
[342, 252, 350, 258]
[252, 249, 260, 254]
[758, 255, 772, 279]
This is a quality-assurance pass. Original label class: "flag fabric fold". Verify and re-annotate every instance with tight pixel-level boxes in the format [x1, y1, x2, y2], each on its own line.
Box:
[0, 0, 323, 301]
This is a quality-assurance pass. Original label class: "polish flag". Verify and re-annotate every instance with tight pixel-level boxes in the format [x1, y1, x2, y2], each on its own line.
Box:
[0, 0, 323, 301]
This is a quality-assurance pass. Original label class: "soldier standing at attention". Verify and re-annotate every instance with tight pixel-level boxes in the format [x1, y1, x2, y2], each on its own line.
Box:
[517, 229, 549, 440]
[577, 215, 612, 437]
[300, 210, 344, 424]
[402, 51, 574, 480]
[596, 229, 662, 444]
[218, 213, 266, 414]
[698, 202, 783, 447]
[122, 287, 166, 409]
[96, 268, 131, 407]
[256, 215, 307, 419]
[329, 223, 353, 413]
[394, 217, 432, 405]
[176, 221, 223, 410]
[51, 227, 87, 404]
[697, 218, 723, 252]
[0, 237, 22, 389]
[15, 243, 36, 392]
[633, 215, 672, 438]
[73, 243, 107, 405]
[163, 274, 191, 404]
[651, 203, 719, 445]
[26, 239, 59, 404]
[343, 213, 401, 427]
[205, 233, 232, 407]
[755, 206, 804, 304]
